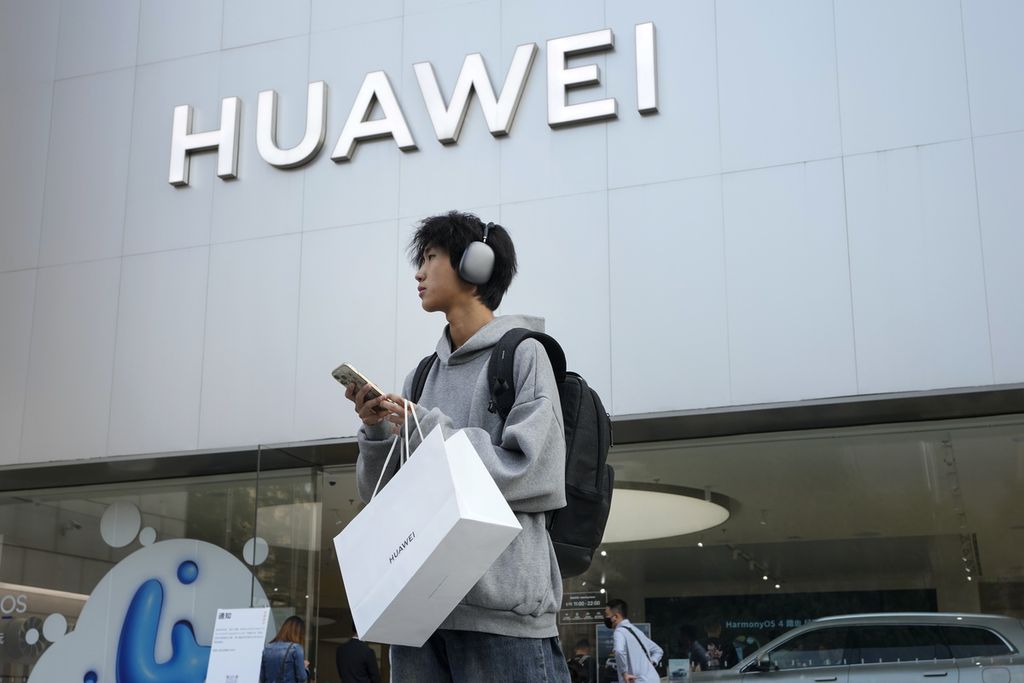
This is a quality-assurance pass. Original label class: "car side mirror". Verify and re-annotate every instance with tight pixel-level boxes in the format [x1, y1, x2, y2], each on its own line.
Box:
[754, 655, 774, 672]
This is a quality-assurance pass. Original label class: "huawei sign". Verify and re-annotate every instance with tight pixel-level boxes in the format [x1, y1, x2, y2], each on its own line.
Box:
[168, 23, 659, 186]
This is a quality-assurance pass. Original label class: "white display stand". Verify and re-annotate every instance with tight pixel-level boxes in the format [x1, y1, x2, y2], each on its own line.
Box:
[204, 607, 271, 683]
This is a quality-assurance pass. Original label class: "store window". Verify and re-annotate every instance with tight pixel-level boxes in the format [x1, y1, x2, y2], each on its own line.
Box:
[0, 466, 320, 683]
[764, 626, 850, 670]
[316, 467, 390, 682]
[555, 415, 1024, 682]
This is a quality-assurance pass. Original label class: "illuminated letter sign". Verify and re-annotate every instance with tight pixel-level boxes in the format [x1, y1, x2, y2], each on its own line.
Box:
[256, 81, 328, 168]
[169, 23, 658, 186]
[168, 97, 240, 186]
[546, 28, 617, 127]
[414, 43, 538, 143]
[331, 71, 417, 162]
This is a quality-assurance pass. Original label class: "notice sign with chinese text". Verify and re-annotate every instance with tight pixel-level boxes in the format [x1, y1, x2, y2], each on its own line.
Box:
[204, 607, 270, 683]
[559, 591, 604, 624]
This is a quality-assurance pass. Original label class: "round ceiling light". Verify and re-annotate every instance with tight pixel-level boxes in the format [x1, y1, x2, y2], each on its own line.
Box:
[602, 483, 731, 544]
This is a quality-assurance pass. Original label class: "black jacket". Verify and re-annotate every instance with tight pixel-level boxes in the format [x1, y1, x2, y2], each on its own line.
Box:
[335, 638, 381, 683]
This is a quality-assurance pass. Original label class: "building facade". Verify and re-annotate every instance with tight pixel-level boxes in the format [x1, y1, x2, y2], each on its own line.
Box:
[1, 0, 1022, 681]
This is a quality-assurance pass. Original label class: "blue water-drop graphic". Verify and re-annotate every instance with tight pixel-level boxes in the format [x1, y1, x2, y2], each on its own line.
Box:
[177, 561, 198, 585]
[118, 579, 210, 683]
[84, 672, 98, 683]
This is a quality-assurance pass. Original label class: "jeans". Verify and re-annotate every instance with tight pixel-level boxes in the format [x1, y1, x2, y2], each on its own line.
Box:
[390, 629, 571, 682]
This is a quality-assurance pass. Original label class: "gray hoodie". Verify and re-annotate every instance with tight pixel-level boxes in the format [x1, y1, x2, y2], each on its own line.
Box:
[356, 314, 567, 639]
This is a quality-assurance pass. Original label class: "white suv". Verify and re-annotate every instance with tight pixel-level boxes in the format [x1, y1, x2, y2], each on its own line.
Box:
[694, 612, 1024, 682]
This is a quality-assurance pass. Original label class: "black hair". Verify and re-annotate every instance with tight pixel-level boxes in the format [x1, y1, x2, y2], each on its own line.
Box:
[606, 598, 629, 619]
[407, 210, 517, 310]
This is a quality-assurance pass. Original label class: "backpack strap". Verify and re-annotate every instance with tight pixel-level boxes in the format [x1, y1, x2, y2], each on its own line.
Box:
[410, 353, 438, 403]
[272, 642, 295, 683]
[487, 329, 567, 420]
[624, 626, 657, 667]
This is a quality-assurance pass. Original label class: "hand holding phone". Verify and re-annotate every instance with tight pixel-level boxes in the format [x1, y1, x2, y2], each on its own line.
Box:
[334, 362, 393, 427]
[332, 362, 384, 401]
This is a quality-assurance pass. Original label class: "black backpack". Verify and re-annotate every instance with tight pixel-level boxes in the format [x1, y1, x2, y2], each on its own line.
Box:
[410, 329, 614, 578]
[566, 654, 592, 683]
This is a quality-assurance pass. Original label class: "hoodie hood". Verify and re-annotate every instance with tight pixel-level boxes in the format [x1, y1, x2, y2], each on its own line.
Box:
[437, 314, 545, 365]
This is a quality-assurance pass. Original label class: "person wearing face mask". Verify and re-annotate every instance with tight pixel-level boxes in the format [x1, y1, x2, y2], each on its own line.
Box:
[603, 599, 663, 683]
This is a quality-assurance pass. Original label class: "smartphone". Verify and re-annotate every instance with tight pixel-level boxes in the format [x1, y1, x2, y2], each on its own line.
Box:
[331, 362, 385, 401]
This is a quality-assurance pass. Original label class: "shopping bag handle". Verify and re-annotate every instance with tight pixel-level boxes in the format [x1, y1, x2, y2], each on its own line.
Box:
[401, 399, 424, 465]
[370, 399, 424, 500]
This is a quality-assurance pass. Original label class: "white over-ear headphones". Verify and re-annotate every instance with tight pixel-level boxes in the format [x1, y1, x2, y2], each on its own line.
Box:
[458, 221, 496, 285]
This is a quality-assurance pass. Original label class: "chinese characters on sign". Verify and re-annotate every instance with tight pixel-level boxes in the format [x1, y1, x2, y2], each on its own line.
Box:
[203, 607, 270, 683]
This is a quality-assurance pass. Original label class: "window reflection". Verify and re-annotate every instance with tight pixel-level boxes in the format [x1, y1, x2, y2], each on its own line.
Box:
[769, 626, 850, 670]
[556, 416, 1024, 680]
[0, 469, 319, 682]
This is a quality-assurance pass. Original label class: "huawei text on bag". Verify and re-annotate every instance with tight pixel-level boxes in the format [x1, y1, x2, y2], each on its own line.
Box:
[389, 532, 416, 565]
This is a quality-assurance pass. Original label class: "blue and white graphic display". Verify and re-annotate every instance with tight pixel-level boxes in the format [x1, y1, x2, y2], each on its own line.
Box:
[25, 502, 274, 683]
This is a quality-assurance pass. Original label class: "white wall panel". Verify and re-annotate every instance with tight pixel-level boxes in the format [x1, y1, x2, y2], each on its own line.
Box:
[39, 69, 134, 267]
[21, 259, 120, 463]
[398, 0, 501, 218]
[199, 235, 300, 449]
[962, 0, 1024, 136]
[305, 19, 403, 231]
[835, 0, 971, 155]
[124, 53, 220, 255]
[55, 0, 140, 79]
[717, 0, 842, 171]
[405, 0, 483, 17]
[499, 0, 608, 203]
[0, 0, 60, 88]
[137, 0, 224, 65]
[605, 0, 719, 188]
[723, 159, 857, 404]
[108, 247, 208, 456]
[0, 83, 51, 272]
[311, 0, 402, 31]
[1, 0, 1022, 466]
[609, 178, 730, 415]
[295, 221, 398, 440]
[499, 194, 611, 404]
[845, 141, 992, 393]
[222, 0, 310, 50]
[212, 36, 309, 244]
[0, 271, 35, 464]
[974, 132, 1024, 383]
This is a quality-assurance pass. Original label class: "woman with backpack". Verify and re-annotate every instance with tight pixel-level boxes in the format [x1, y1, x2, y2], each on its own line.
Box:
[260, 616, 310, 683]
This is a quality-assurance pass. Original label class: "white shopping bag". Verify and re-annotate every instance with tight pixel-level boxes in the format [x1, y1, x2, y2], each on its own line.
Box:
[334, 404, 522, 647]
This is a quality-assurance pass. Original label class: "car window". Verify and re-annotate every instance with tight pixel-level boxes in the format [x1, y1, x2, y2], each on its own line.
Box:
[767, 627, 850, 670]
[938, 625, 1014, 658]
[850, 625, 951, 664]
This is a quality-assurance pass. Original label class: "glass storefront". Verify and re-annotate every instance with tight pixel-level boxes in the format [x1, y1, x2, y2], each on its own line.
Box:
[0, 466, 319, 683]
[2, 413, 1022, 682]
[557, 414, 1024, 681]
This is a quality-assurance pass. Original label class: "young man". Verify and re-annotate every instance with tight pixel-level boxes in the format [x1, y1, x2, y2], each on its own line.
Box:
[603, 599, 663, 683]
[344, 211, 570, 681]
